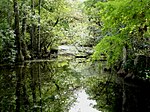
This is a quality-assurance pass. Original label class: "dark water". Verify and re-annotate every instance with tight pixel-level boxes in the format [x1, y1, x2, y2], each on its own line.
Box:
[0, 60, 150, 112]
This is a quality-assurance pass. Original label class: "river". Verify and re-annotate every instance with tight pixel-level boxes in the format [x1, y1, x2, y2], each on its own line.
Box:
[0, 58, 103, 112]
[0, 50, 150, 112]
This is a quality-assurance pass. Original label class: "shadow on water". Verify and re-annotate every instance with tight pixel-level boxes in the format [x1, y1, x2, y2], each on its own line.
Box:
[84, 71, 150, 112]
[0, 60, 150, 112]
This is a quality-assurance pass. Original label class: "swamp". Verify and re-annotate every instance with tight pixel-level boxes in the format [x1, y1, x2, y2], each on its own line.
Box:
[0, 0, 150, 112]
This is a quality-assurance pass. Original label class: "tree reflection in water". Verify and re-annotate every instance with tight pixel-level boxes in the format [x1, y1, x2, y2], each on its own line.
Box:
[1, 60, 150, 112]
[0, 61, 82, 112]
[84, 73, 150, 112]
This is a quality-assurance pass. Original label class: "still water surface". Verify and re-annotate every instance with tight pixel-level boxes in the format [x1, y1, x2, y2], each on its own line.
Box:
[0, 59, 150, 112]
[0, 59, 102, 112]
[69, 90, 100, 112]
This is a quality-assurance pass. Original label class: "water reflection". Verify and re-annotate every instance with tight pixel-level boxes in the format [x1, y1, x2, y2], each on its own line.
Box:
[84, 74, 150, 112]
[0, 61, 82, 112]
[1, 60, 149, 112]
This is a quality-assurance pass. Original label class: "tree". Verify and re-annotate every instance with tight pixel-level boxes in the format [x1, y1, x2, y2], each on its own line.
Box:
[13, 0, 24, 62]
[90, 0, 150, 69]
[83, 0, 105, 45]
[0, 0, 74, 62]
[37, 0, 41, 57]
[0, 0, 16, 63]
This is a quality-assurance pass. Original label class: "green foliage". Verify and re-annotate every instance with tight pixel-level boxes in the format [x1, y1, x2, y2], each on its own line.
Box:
[89, 0, 150, 66]
[83, 0, 104, 45]
[0, 0, 75, 62]
[92, 36, 125, 65]
[97, 0, 150, 35]
[0, 29, 16, 63]
[0, 0, 14, 54]
[0, 0, 17, 63]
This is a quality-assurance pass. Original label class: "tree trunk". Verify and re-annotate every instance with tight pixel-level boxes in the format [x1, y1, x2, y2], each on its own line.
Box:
[21, 11, 31, 60]
[37, 0, 41, 58]
[30, 0, 36, 59]
[13, 0, 24, 62]
[7, 0, 12, 27]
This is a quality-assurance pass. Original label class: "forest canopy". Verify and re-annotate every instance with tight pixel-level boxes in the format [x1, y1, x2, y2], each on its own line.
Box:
[0, 0, 149, 78]
[0, 0, 73, 63]
[84, 0, 150, 66]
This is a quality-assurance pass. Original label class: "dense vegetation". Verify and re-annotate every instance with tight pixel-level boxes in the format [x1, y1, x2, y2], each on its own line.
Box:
[82, 1, 150, 111]
[0, 0, 150, 111]
[84, 0, 150, 79]
[0, 0, 84, 63]
[0, 0, 149, 77]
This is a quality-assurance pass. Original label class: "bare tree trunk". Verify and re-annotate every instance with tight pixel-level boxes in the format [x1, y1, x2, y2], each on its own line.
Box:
[37, 0, 41, 58]
[13, 0, 24, 62]
[30, 0, 36, 59]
